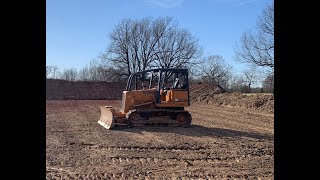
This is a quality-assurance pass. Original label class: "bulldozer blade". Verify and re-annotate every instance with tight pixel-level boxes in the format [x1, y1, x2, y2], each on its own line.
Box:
[98, 106, 116, 129]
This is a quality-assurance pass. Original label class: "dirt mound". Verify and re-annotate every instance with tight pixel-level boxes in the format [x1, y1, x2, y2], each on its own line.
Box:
[46, 80, 225, 100]
[192, 92, 274, 113]
[189, 82, 226, 101]
[46, 79, 126, 100]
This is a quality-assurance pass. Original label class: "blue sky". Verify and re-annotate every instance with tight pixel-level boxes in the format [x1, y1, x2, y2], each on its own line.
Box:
[46, 0, 272, 73]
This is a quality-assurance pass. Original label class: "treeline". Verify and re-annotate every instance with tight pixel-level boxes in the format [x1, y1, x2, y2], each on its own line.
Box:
[46, 60, 273, 93]
[47, 3, 273, 93]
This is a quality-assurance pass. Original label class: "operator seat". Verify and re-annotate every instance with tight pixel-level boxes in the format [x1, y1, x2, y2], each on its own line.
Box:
[173, 78, 180, 89]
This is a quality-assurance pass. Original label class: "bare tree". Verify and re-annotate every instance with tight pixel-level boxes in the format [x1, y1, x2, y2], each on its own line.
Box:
[79, 58, 130, 82]
[129, 17, 171, 72]
[152, 27, 201, 69]
[104, 67, 129, 82]
[52, 65, 59, 79]
[46, 66, 53, 78]
[234, 3, 274, 70]
[46, 65, 60, 79]
[59, 68, 78, 81]
[262, 73, 274, 93]
[79, 59, 109, 81]
[242, 68, 260, 91]
[102, 17, 202, 78]
[200, 55, 232, 89]
[78, 67, 90, 81]
[228, 75, 250, 93]
[106, 18, 133, 76]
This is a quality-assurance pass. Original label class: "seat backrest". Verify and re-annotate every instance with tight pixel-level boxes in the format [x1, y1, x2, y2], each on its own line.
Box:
[173, 78, 180, 89]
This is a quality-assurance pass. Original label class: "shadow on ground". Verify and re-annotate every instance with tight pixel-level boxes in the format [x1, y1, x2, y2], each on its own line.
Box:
[111, 124, 273, 141]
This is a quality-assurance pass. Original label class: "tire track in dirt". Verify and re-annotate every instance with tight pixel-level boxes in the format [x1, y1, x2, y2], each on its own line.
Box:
[46, 169, 246, 180]
[47, 147, 273, 168]
[47, 156, 272, 179]
[47, 144, 209, 152]
[189, 106, 272, 128]
[47, 156, 236, 167]
[188, 105, 273, 135]
[190, 104, 273, 122]
[47, 164, 271, 180]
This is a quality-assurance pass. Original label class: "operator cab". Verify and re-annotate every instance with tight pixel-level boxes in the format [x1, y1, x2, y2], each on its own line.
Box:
[125, 68, 190, 106]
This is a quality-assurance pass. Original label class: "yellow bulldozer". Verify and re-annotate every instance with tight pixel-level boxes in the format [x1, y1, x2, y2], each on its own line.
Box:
[98, 68, 192, 129]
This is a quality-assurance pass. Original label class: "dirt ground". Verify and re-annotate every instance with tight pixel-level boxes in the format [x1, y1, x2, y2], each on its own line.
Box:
[46, 100, 274, 179]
